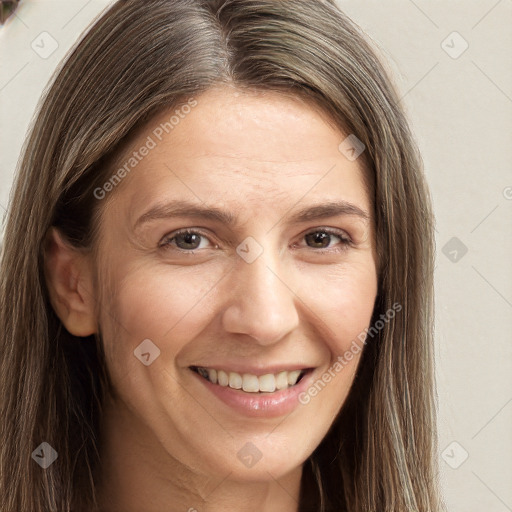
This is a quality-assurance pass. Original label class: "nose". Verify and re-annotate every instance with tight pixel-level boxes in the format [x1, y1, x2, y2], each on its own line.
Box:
[221, 247, 300, 345]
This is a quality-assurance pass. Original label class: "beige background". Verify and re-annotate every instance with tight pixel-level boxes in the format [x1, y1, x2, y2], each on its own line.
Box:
[1, 1, 511, 510]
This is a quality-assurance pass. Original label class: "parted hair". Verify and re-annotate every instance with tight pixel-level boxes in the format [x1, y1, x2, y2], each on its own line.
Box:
[0, 0, 443, 510]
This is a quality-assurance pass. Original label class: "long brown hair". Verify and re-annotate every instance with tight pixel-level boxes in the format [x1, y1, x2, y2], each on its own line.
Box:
[0, 0, 444, 510]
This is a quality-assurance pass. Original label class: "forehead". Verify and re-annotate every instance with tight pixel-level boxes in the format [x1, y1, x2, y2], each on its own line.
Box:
[104, 86, 371, 222]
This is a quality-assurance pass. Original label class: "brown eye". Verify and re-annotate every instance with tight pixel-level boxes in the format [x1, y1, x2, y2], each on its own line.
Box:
[303, 229, 352, 251]
[305, 231, 331, 249]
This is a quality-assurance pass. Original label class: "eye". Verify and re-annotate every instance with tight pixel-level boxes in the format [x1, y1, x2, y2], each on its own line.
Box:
[159, 227, 352, 255]
[159, 229, 215, 252]
[300, 228, 352, 252]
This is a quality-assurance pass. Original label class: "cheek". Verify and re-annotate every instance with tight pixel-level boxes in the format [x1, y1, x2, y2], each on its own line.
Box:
[99, 260, 227, 369]
[295, 259, 378, 355]
[293, 261, 376, 425]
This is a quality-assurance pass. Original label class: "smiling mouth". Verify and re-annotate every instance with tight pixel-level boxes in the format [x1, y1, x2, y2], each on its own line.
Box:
[190, 366, 310, 393]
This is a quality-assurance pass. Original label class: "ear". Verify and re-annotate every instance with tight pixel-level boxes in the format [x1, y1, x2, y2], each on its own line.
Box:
[43, 227, 98, 337]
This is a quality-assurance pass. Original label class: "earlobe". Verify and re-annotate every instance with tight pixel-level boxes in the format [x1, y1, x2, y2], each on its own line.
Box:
[43, 227, 98, 337]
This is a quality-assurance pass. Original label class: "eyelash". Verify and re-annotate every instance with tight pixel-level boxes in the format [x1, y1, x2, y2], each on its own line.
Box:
[159, 227, 353, 255]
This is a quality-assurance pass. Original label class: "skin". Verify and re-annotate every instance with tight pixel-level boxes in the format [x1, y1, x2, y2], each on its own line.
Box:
[45, 86, 378, 512]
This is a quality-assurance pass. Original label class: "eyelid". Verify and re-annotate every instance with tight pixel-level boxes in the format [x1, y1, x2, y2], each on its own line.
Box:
[159, 228, 217, 250]
[302, 226, 352, 241]
[159, 226, 354, 253]
[294, 226, 353, 252]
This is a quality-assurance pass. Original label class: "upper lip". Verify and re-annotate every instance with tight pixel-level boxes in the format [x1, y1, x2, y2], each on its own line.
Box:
[189, 363, 314, 377]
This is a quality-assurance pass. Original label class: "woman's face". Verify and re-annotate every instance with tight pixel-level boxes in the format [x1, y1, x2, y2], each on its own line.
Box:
[95, 86, 378, 484]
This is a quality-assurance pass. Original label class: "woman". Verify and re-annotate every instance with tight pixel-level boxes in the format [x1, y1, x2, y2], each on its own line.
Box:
[0, 0, 444, 510]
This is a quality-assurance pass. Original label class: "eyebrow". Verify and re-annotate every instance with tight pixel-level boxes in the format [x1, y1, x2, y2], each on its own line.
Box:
[133, 199, 370, 232]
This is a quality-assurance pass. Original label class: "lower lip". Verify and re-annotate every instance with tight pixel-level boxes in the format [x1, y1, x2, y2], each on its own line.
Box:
[190, 368, 315, 418]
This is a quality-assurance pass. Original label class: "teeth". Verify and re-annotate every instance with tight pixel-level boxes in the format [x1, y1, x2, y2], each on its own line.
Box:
[242, 374, 259, 392]
[217, 370, 229, 387]
[195, 367, 305, 393]
[287, 370, 301, 386]
[207, 368, 217, 384]
[276, 371, 288, 390]
[229, 372, 242, 389]
[259, 374, 276, 392]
